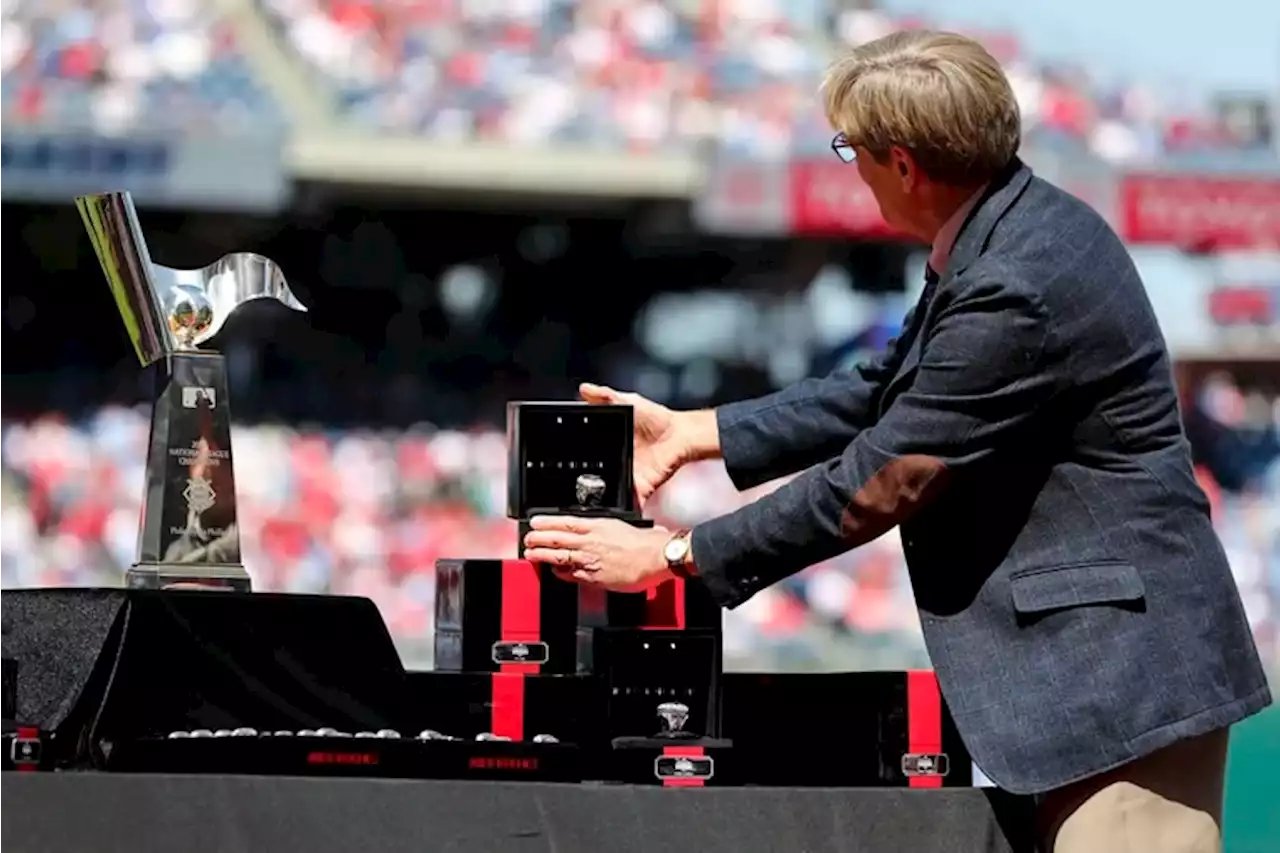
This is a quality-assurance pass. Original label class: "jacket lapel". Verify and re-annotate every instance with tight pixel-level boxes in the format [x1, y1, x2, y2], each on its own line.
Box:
[876, 160, 1035, 417]
[946, 158, 1033, 278]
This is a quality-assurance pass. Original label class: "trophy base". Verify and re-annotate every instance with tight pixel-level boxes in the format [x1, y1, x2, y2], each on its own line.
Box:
[126, 563, 252, 593]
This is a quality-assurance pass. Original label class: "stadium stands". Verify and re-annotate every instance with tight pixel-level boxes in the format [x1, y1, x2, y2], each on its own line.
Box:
[0, 408, 932, 669]
[1, 0, 281, 133]
[3, 374, 1276, 671]
[253, 0, 1268, 162]
[0, 0, 1259, 158]
[4, 0, 1266, 161]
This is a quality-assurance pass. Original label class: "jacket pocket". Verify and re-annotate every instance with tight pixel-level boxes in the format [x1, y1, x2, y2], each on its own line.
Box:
[1009, 561, 1146, 615]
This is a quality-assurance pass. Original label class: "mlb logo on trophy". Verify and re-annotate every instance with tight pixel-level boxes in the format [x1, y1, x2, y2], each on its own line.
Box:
[183, 476, 217, 515]
[182, 386, 217, 409]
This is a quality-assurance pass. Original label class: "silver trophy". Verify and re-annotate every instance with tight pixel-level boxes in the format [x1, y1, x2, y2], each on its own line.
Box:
[75, 191, 307, 591]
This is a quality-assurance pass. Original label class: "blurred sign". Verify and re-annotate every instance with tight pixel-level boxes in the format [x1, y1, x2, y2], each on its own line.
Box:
[1117, 172, 1280, 250]
[697, 149, 1116, 242]
[1, 130, 288, 212]
[692, 159, 788, 236]
[788, 161, 908, 239]
[1207, 284, 1278, 325]
[693, 158, 908, 240]
[698, 148, 1280, 253]
[1206, 252, 1280, 340]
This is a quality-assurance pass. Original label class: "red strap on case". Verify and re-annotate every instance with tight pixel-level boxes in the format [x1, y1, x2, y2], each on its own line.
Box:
[643, 578, 687, 629]
[906, 670, 944, 789]
[661, 745, 706, 788]
[13, 726, 40, 772]
[491, 560, 541, 741]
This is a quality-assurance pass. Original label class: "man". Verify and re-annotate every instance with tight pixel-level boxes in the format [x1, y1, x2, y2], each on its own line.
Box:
[524, 30, 1271, 852]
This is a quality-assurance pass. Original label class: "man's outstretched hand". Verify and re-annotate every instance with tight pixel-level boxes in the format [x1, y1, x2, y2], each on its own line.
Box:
[579, 383, 689, 507]
[523, 515, 674, 593]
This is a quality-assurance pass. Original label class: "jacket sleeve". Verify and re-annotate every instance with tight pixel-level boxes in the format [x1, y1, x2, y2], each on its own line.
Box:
[714, 308, 917, 491]
[691, 277, 1055, 609]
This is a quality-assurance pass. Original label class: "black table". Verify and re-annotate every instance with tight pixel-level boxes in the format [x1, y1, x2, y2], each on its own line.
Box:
[2, 773, 1036, 853]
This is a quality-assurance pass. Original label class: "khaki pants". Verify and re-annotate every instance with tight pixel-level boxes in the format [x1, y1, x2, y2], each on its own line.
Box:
[1037, 728, 1229, 853]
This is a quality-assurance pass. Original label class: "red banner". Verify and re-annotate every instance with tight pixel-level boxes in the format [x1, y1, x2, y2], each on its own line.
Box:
[696, 153, 1280, 252]
[1207, 284, 1279, 325]
[787, 161, 908, 239]
[1118, 173, 1280, 250]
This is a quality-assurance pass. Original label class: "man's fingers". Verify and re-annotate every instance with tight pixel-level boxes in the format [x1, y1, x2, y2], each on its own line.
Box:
[529, 515, 595, 533]
[551, 567, 597, 584]
[524, 547, 586, 567]
[523, 529, 585, 550]
[579, 382, 618, 403]
[581, 382, 640, 405]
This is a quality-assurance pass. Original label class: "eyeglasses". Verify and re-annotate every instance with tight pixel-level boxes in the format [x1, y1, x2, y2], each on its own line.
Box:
[832, 133, 856, 163]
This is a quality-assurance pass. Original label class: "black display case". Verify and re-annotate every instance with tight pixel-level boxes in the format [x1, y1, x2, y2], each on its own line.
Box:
[592, 628, 723, 742]
[434, 559, 595, 675]
[425, 399, 732, 786]
[404, 670, 598, 746]
[594, 628, 731, 786]
[506, 401, 640, 520]
[721, 671, 972, 787]
[504, 400, 719, 632]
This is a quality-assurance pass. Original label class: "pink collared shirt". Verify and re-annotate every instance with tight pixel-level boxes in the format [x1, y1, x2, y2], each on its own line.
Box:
[928, 186, 987, 275]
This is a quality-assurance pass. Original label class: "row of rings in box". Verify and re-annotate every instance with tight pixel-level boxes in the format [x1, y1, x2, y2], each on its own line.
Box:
[166, 728, 560, 743]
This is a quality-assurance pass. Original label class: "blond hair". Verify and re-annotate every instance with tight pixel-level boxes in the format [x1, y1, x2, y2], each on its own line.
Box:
[823, 31, 1021, 185]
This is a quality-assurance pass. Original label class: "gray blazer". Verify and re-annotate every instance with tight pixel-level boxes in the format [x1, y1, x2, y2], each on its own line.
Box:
[690, 159, 1271, 795]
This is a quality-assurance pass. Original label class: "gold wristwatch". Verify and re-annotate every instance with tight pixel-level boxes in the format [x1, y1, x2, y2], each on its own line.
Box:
[662, 529, 696, 579]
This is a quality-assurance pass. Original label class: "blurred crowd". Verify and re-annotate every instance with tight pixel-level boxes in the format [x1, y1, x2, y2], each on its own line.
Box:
[1, 0, 279, 133]
[0, 405, 930, 669]
[1182, 373, 1280, 676]
[3, 370, 1278, 672]
[2, 0, 1272, 164]
[257, 0, 1279, 162]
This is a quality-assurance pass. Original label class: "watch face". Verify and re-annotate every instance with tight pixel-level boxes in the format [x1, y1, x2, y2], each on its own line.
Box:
[664, 535, 689, 564]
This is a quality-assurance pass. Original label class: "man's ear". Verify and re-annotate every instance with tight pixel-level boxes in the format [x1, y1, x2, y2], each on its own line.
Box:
[890, 146, 916, 190]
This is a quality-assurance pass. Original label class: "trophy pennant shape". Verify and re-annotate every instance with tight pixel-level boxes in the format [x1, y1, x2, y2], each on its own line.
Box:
[75, 191, 308, 367]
